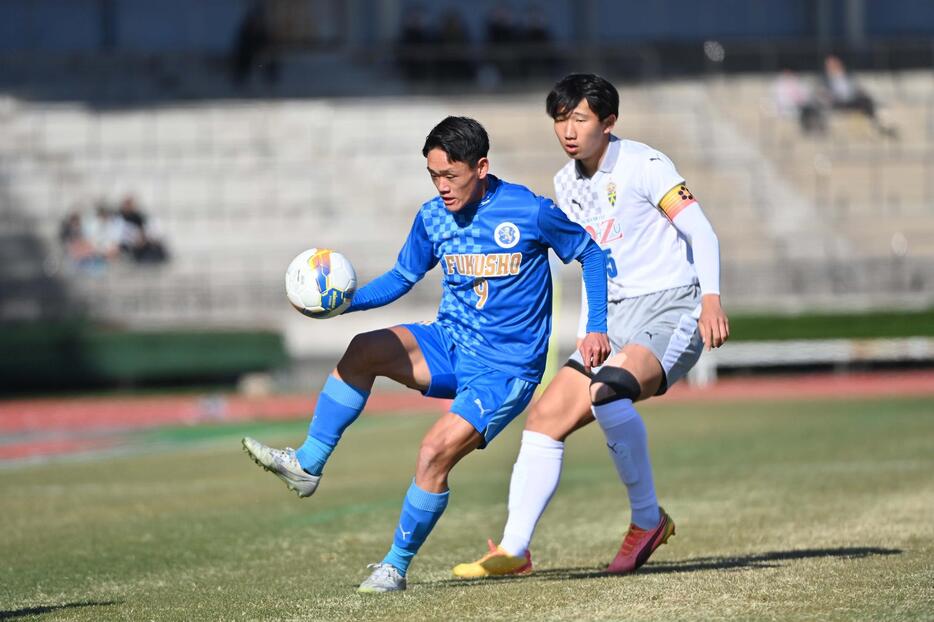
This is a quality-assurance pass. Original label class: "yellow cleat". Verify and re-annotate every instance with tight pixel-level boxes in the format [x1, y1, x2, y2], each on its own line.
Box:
[452, 539, 533, 578]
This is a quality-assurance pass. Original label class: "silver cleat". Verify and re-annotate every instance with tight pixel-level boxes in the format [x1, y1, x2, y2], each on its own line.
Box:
[358, 563, 407, 593]
[241, 436, 321, 498]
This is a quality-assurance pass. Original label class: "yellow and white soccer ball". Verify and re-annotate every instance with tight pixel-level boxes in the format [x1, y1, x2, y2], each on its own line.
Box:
[285, 248, 356, 318]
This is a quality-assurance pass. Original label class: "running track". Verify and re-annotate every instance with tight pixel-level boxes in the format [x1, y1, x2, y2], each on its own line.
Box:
[2, 370, 932, 461]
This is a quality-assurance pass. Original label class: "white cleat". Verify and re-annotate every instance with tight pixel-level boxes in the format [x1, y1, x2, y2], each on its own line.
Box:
[357, 563, 407, 593]
[241, 436, 321, 498]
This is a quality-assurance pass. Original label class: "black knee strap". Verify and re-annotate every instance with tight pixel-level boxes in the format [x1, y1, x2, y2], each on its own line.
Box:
[590, 367, 641, 405]
[563, 358, 592, 378]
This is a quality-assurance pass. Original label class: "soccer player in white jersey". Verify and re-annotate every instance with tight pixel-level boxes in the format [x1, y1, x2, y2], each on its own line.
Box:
[453, 73, 729, 578]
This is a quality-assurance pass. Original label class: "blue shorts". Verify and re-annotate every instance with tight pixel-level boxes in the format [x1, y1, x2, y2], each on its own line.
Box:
[403, 322, 538, 448]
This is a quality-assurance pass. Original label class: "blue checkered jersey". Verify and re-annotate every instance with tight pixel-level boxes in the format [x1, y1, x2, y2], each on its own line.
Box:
[394, 176, 593, 382]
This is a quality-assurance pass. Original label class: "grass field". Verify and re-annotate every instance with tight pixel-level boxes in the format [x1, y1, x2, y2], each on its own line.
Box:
[2, 396, 933, 621]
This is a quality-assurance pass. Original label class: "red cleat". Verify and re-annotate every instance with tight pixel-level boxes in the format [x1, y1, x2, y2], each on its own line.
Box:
[607, 507, 675, 574]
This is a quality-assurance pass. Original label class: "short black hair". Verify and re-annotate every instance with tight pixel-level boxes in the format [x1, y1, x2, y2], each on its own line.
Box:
[546, 73, 619, 121]
[422, 116, 490, 167]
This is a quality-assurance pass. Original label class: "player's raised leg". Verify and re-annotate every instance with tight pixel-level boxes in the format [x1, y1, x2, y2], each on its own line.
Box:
[590, 344, 674, 574]
[242, 325, 431, 497]
[452, 365, 592, 578]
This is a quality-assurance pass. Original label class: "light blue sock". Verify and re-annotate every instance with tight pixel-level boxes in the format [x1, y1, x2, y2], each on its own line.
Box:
[295, 375, 369, 476]
[592, 398, 661, 530]
[382, 481, 450, 576]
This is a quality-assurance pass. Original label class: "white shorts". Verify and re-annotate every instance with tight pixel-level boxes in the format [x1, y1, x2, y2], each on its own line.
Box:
[567, 284, 703, 394]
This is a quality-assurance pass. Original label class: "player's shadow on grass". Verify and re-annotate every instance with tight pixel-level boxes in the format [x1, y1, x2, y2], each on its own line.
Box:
[566, 546, 902, 579]
[431, 547, 901, 587]
[0, 600, 120, 620]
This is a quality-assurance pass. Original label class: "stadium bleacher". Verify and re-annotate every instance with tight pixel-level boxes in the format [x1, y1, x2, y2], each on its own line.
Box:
[0, 73, 931, 354]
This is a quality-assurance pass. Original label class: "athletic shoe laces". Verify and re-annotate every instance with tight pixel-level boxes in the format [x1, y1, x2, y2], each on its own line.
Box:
[366, 563, 398, 579]
[620, 524, 649, 555]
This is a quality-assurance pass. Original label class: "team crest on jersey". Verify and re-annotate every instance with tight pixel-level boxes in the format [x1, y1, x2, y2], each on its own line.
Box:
[493, 222, 520, 249]
[607, 182, 617, 207]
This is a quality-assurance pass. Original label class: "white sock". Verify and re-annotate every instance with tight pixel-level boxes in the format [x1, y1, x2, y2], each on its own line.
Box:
[499, 430, 564, 556]
[592, 399, 660, 530]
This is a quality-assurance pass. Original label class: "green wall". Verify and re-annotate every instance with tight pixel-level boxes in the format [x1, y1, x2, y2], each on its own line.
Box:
[0, 322, 287, 393]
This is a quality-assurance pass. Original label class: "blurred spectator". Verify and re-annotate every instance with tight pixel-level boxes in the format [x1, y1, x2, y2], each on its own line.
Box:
[58, 197, 168, 272]
[520, 4, 557, 78]
[397, 5, 437, 81]
[231, 0, 280, 88]
[87, 202, 124, 262]
[485, 6, 520, 82]
[819, 55, 898, 138]
[771, 69, 826, 135]
[486, 6, 517, 48]
[438, 9, 475, 82]
[59, 209, 101, 269]
[117, 195, 168, 264]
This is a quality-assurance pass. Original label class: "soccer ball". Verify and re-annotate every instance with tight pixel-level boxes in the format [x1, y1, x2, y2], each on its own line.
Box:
[285, 248, 356, 319]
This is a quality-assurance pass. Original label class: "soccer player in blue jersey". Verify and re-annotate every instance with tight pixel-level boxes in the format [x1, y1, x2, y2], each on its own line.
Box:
[242, 116, 610, 593]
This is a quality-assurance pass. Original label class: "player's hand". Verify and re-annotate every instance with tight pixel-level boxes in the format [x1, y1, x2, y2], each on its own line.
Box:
[698, 294, 729, 351]
[579, 332, 611, 372]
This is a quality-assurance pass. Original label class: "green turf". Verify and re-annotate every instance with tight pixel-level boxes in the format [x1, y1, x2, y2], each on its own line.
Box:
[2, 397, 932, 621]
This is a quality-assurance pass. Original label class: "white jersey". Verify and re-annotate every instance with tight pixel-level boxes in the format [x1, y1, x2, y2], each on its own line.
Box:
[553, 136, 698, 301]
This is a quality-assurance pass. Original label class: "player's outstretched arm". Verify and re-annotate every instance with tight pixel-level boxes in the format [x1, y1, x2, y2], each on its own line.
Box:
[346, 212, 437, 313]
[670, 202, 730, 350]
[344, 267, 417, 313]
[573, 288, 611, 370]
[576, 240, 611, 369]
[537, 197, 610, 368]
